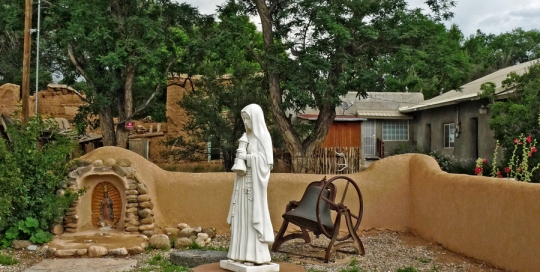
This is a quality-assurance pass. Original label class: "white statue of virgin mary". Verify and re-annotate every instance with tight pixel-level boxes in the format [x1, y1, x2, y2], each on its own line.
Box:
[225, 103, 274, 265]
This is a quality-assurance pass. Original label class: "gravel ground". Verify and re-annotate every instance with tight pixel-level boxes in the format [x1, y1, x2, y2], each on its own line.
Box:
[0, 230, 506, 272]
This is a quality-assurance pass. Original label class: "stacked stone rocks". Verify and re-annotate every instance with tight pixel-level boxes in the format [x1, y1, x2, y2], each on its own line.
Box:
[124, 172, 155, 236]
[144, 223, 216, 250]
[58, 158, 155, 235]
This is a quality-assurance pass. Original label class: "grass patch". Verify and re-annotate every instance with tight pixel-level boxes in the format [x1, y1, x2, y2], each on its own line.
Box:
[133, 254, 189, 272]
[397, 267, 418, 272]
[204, 245, 228, 251]
[0, 253, 18, 265]
[337, 259, 366, 272]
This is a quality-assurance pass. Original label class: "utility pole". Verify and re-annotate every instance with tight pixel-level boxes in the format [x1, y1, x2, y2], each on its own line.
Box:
[22, 0, 33, 123]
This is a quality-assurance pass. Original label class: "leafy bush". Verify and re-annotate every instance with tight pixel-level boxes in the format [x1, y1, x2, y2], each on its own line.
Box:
[429, 150, 477, 175]
[0, 115, 81, 247]
[391, 142, 427, 156]
[2, 218, 53, 247]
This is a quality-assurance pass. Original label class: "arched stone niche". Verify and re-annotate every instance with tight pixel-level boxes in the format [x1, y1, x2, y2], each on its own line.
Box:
[78, 174, 126, 230]
[61, 158, 155, 236]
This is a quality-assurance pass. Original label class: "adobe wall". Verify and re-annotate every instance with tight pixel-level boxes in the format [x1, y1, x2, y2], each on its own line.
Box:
[166, 77, 193, 139]
[80, 146, 412, 233]
[408, 155, 540, 272]
[80, 147, 540, 271]
[0, 83, 20, 116]
[0, 83, 86, 121]
[30, 84, 87, 120]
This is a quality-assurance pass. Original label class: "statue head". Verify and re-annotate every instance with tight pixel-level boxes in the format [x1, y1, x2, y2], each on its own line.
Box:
[240, 104, 273, 165]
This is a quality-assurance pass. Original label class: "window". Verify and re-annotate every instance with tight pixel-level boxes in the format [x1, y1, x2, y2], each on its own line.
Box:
[382, 120, 409, 141]
[444, 123, 455, 148]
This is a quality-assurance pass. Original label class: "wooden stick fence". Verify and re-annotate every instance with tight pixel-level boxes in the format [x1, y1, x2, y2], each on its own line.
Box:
[283, 147, 363, 174]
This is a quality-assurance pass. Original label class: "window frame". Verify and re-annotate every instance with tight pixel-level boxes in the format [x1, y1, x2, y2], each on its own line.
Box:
[382, 120, 409, 141]
[444, 123, 455, 148]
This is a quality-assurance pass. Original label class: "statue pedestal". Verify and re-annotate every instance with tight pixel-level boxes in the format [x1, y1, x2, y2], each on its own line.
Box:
[219, 260, 280, 272]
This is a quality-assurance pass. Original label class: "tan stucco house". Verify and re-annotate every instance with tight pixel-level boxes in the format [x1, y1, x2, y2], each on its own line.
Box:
[400, 59, 540, 162]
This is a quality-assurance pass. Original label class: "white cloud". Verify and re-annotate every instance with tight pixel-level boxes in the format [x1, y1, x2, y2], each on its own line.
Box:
[176, 0, 540, 36]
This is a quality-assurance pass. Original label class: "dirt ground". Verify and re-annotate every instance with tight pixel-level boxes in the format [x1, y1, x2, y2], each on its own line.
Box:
[0, 230, 507, 272]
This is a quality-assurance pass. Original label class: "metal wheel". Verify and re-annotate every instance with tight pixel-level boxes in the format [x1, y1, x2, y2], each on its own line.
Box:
[316, 176, 363, 241]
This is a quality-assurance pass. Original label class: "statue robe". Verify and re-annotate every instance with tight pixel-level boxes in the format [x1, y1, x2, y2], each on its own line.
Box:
[226, 136, 273, 264]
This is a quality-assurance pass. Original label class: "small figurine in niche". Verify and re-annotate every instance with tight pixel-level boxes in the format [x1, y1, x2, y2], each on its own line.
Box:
[99, 184, 115, 227]
[226, 104, 274, 264]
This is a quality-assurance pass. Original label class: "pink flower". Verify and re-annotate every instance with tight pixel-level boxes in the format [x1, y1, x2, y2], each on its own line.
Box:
[532, 146, 537, 153]
[505, 167, 511, 173]
[482, 158, 487, 164]
[514, 138, 520, 144]
[519, 167, 523, 173]
[527, 135, 532, 143]
[475, 167, 483, 175]
[529, 152, 533, 157]
[497, 171, 502, 178]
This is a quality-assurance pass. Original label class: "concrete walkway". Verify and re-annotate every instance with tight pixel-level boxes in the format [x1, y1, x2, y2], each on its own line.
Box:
[24, 258, 137, 272]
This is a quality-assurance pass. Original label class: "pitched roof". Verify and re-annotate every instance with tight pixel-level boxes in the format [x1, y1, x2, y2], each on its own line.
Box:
[399, 59, 540, 112]
[299, 92, 423, 118]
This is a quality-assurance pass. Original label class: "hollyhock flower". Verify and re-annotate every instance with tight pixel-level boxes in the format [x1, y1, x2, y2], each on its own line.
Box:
[475, 167, 482, 175]
[475, 134, 540, 182]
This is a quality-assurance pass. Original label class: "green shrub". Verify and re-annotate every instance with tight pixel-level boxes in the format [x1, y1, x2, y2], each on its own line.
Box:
[391, 142, 426, 156]
[429, 150, 476, 175]
[0, 253, 18, 265]
[0, 115, 82, 247]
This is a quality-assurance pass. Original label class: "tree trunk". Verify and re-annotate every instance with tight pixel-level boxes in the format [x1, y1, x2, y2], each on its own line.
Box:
[254, 0, 336, 173]
[99, 107, 116, 146]
[115, 127, 129, 149]
[115, 64, 135, 149]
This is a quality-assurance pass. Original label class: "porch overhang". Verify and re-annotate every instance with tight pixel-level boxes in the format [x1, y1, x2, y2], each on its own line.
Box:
[356, 110, 413, 120]
[297, 114, 366, 121]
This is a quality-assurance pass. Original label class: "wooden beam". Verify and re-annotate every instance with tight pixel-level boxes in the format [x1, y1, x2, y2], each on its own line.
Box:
[128, 132, 165, 139]
[21, 0, 33, 123]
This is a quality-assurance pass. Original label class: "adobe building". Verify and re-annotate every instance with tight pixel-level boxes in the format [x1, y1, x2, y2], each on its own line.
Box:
[0, 76, 196, 164]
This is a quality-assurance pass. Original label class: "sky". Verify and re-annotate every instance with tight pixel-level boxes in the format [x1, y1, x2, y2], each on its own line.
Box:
[178, 0, 540, 37]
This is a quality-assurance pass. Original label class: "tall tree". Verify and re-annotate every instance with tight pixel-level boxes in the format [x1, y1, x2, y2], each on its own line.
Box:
[488, 62, 540, 180]
[240, 0, 463, 172]
[463, 28, 540, 81]
[44, 0, 203, 147]
[165, 1, 272, 171]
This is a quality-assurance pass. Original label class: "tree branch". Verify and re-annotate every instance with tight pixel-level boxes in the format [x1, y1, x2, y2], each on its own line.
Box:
[246, 44, 265, 69]
[69, 88, 89, 103]
[120, 58, 178, 123]
[67, 44, 95, 91]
